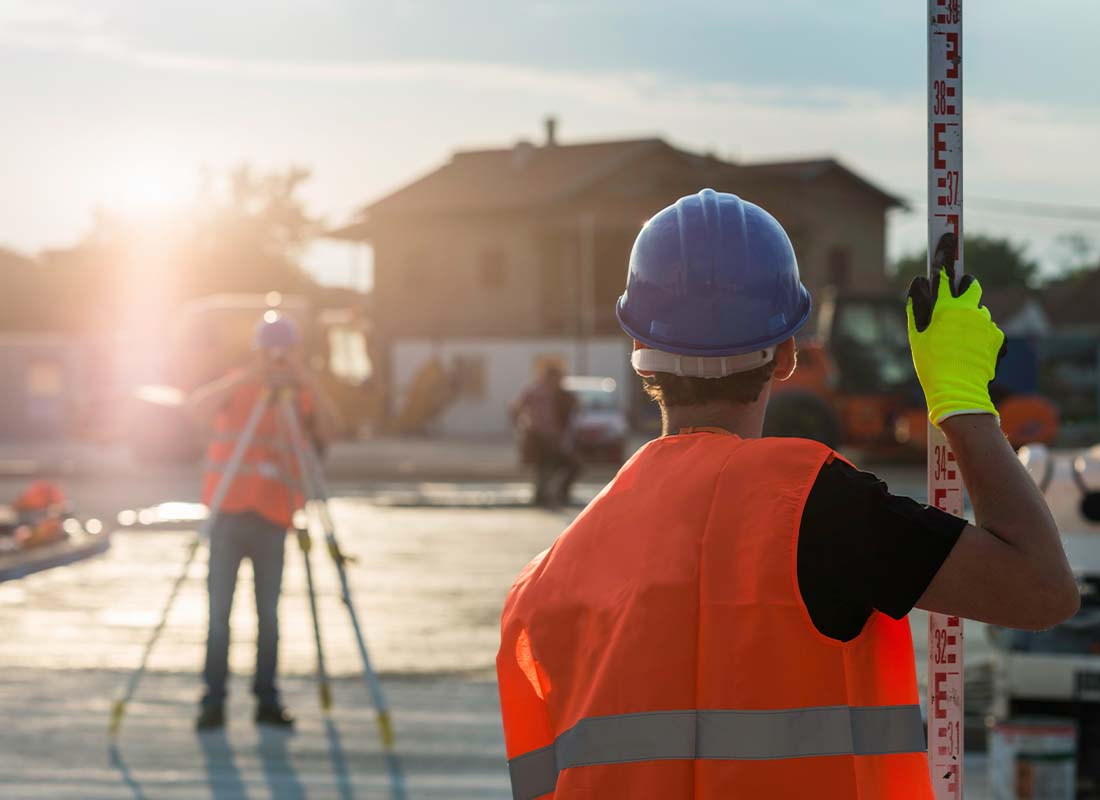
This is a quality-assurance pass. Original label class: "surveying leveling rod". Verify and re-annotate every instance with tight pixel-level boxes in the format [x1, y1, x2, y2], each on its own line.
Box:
[927, 1, 966, 797]
[108, 388, 273, 737]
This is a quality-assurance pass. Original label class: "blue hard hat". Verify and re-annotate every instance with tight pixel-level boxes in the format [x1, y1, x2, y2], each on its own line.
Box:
[253, 312, 301, 350]
[616, 189, 812, 357]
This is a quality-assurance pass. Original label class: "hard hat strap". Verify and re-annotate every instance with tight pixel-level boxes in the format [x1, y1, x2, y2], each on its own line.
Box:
[631, 346, 775, 379]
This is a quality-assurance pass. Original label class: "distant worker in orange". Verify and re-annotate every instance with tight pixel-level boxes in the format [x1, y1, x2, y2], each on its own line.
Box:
[7, 479, 68, 549]
[187, 313, 341, 731]
[512, 363, 579, 507]
[497, 189, 1078, 799]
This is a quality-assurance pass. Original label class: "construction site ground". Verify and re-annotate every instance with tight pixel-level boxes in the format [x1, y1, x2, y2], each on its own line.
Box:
[0, 442, 995, 798]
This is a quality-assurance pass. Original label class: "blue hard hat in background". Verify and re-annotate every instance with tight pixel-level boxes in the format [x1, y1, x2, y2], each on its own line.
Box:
[254, 312, 301, 350]
[616, 189, 812, 357]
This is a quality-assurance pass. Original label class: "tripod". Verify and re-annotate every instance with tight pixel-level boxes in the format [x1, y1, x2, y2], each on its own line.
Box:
[110, 384, 406, 799]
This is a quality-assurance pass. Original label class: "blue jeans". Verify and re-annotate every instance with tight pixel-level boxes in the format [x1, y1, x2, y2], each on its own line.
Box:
[202, 511, 286, 709]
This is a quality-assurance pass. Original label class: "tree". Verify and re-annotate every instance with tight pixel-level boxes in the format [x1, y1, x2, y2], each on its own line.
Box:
[21, 165, 323, 335]
[184, 164, 318, 297]
[890, 235, 1040, 290]
[1050, 232, 1099, 281]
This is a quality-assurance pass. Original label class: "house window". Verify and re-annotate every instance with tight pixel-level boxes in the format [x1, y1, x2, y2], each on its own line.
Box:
[479, 249, 507, 289]
[826, 247, 852, 289]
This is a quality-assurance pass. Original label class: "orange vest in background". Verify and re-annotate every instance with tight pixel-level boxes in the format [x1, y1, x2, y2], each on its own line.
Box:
[498, 431, 932, 800]
[201, 380, 314, 530]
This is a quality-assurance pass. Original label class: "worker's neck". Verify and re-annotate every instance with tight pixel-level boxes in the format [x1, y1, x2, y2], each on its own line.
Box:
[661, 399, 768, 439]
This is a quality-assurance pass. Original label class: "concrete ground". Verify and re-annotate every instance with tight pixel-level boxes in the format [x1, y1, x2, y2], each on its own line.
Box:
[0, 455, 996, 798]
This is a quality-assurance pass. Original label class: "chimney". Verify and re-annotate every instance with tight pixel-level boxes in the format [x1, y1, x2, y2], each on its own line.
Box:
[512, 140, 535, 169]
[544, 115, 558, 147]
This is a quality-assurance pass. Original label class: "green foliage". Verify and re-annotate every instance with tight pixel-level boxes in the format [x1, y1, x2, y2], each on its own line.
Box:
[890, 235, 1040, 290]
[1051, 232, 1100, 280]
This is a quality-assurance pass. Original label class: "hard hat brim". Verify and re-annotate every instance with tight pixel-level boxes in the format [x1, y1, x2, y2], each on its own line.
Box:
[615, 289, 812, 358]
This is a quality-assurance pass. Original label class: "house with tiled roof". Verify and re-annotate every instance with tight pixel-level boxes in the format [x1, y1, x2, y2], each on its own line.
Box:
[331, 122, 904, 434]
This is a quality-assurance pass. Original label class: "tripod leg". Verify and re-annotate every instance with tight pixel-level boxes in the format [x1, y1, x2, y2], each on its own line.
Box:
[109, 388, 272, 738]
[109, 536, 201, 736]
[272, 401, 333, 713]
[277, 394, 407, 800]
[297, 527, 332, 711]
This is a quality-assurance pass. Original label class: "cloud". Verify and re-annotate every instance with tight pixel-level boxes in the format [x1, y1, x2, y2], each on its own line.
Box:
[4, 4, 1099, 202]
[3, 0, 1099, 262]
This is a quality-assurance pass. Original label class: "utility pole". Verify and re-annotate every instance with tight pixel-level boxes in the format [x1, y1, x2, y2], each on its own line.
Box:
[927, 1, 965, 797]
[576, 212, 597, 375]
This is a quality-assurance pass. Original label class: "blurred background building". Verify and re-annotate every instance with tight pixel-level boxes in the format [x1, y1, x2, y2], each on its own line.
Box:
[331, 119, 903, 436]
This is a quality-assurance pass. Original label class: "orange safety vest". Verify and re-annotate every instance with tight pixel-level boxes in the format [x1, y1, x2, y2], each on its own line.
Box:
[201, 379, 314, 530]
[497, 430, 932, 799]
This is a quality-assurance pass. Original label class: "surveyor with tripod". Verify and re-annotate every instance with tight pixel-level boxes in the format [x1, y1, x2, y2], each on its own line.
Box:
[187, 312, 342, 730]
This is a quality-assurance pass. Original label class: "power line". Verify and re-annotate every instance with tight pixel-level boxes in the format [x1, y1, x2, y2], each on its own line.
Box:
[902, 194, 1100, 225]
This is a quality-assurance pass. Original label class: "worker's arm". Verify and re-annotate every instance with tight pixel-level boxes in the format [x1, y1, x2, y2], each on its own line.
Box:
[186, 367, 259, 430]
[916, 415, 1078, 629]
[906, 267, 1078, 630]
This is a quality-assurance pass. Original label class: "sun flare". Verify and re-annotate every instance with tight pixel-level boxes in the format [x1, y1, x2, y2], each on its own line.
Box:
[103, 158, 196, 217]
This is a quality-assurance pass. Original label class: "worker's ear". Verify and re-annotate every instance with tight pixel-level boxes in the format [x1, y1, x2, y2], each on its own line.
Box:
[773, 338, 798, 382]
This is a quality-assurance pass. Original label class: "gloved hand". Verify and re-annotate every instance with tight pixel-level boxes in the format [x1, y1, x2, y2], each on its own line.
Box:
[906, 265, 1006, 426]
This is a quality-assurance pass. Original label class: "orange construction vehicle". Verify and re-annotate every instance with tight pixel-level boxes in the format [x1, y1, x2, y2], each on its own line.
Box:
[763, 290, 1058, 454]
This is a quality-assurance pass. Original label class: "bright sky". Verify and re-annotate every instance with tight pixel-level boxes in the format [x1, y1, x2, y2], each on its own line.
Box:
[2, 0, 1099, 287]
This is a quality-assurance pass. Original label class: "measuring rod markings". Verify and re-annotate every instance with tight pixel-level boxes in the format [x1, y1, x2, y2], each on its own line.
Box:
[928, 1, 965, 798]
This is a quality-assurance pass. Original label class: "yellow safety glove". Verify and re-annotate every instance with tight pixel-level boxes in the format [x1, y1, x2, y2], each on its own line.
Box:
[906, 266, 1006, 427]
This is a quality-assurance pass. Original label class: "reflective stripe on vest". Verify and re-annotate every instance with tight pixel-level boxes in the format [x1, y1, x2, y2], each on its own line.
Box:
[204, 461, 290, 482]
[507, 704, 925, 800]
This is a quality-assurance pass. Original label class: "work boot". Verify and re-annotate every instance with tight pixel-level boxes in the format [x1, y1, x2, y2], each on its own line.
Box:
[255, 703, 295, 729]
[195, 704, 225, 731]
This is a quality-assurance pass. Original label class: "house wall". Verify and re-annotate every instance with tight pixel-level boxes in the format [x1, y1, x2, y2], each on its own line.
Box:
[365, 152, 896, 429]
[1000, 301, 1051, 337]
[724, 174, 890, 297]
[0, 335, 85, 440]
[370, 213, 544, 340]
[370, 158, 892, 345]
[391, 336, 633, 436]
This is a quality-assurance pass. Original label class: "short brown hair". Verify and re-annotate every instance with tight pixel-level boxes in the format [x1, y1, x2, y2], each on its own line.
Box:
[642, 361, 776, 407]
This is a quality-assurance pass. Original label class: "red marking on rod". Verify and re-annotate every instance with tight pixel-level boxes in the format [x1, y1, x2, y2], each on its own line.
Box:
[946, 33, 960, 79]
[943, 215, 961, 253]
[948, 616, 961, 627]
[937, 178, 947, 188]
[937, 14, 946, 22]
[946, 104, 956, 114]
[947, 87, 956, 97]
[933, 123, 948, 169]
[947, 636, 957, 645]
[947, 654, 957, 664]
[934, 672, 949, 718]
[937, 197, 947, 207]
[946, 764, 959, 792]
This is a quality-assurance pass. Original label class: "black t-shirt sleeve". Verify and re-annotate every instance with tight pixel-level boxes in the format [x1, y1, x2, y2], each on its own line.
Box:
[796, 457, 967, 642]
